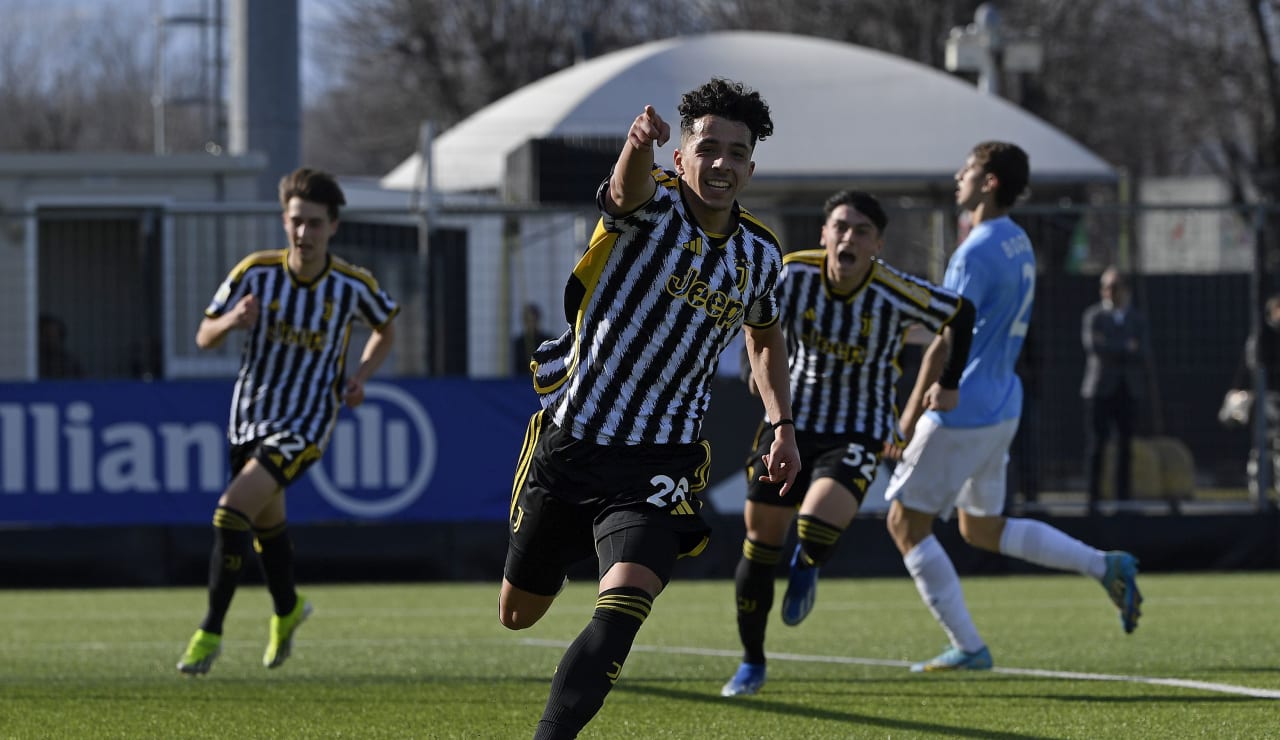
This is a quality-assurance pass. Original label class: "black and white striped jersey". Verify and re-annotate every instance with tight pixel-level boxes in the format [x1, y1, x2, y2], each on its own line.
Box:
[532, 167, 784, 446]
[205, 250, 399, 449]
[777, 250, 964, 441]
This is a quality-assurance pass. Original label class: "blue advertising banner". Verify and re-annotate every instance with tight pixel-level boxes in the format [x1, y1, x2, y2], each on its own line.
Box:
[0, 379, 535, 526]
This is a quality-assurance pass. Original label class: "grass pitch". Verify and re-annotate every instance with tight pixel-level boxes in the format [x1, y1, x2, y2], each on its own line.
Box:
[2, 572, 1278, 738]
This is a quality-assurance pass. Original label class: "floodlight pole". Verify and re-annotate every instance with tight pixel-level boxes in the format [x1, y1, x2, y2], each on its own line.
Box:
[945, 2, 1042, 99]
[975, 4, 1002, 96]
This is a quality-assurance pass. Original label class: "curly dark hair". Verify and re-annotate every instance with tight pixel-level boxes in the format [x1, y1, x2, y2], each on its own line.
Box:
[677, 78, 774, 147]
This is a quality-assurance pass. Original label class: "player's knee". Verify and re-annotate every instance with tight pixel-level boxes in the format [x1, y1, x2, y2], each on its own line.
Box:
[499, 604, 543, 631]
[499, 611, 529, 631]
[957, 514, 1003, 552]
[499, 580, 556, 630]
[956, 526, 982, 549]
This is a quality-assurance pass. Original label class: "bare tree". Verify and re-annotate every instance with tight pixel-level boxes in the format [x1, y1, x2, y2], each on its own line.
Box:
[303, 0, 704, 175]
[0, 2, 206, 154]
[1186, 0, 1280, 203]
[1002, 0, 1280, 204]
[304, 0, 1280, 211]
[2, 0, 1275, 205]
[699, 0, 981, 68]
[302, 0, 1018, 176]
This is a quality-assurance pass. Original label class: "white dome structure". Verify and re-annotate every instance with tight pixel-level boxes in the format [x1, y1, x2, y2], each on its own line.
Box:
[382, 30, 1114, 195]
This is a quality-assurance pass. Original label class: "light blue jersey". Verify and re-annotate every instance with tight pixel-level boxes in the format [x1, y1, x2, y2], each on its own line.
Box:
[928, 216, 1035, 428]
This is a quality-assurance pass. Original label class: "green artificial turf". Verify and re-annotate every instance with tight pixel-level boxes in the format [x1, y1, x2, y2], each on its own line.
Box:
[2, 572, 1277, 738]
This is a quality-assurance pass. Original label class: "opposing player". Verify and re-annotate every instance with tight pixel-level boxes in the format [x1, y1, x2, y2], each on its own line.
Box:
[177, 168, 398, 675]
[721, 190, 974, 697]
[885, 142, 1142, 673]
[499, 78, 800, 739]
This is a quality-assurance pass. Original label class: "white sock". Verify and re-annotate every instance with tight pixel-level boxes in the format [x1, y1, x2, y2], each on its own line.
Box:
[904, 535, 985, 653]
[999, 517, 1106, 580]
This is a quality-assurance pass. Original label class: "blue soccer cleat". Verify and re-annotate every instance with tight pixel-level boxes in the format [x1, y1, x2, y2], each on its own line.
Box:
[720, 662, 767, 697]
[1101, 551, 1143, 634]
[780, 544, 819, 626]
[910, 645, 993, 673]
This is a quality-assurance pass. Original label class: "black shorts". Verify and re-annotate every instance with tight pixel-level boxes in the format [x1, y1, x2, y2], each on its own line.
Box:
[230, 431, 323, 488]
[744, 423, 882, 508]
[504, 411, 713, 595]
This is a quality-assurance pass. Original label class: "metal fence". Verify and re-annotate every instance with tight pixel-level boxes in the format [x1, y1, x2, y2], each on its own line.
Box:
[2, 199, 1275, 509]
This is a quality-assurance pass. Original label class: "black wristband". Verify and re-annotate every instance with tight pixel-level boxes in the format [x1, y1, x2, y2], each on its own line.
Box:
[771, 418, 795, 431]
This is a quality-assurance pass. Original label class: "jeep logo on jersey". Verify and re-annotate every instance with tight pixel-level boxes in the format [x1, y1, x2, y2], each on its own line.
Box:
[308, 382, 437, 517]
[665, 266, 745, 328]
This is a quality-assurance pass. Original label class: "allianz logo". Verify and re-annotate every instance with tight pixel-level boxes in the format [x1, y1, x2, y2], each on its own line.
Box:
[312, 383, 437, 517]
[0, 382, 437, 518]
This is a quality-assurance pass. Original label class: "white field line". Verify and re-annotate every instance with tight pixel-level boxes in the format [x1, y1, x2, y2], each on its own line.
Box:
[519, 638, 1280, 700]
[5, 632, 1277, 700]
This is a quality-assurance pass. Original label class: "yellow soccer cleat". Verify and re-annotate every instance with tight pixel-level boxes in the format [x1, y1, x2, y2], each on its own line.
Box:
[177, 629, 222, 675]
[263, 597, 313, 669]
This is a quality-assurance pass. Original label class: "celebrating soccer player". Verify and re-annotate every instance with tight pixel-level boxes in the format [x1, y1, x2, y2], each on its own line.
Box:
[498, 78, 799, 739]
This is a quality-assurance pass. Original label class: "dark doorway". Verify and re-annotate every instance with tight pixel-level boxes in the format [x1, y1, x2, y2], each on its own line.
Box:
[38, 208, 164, 379]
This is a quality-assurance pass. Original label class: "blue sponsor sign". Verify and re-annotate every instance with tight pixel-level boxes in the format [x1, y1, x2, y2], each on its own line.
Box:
[0, 379, 534, 526]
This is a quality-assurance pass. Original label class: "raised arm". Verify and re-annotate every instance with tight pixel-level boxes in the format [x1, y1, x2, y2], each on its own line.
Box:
[605, 105, 669, 216]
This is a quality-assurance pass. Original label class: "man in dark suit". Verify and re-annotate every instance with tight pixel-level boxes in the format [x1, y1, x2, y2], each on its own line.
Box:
[1080, 267, 1148, 510]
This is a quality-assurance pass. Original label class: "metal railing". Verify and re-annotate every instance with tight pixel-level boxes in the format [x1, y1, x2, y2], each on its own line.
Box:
[2, 199, 1276, 510]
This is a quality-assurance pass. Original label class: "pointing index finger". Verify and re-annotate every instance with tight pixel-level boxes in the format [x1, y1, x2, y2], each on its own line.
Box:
[643, 105, 670, 148]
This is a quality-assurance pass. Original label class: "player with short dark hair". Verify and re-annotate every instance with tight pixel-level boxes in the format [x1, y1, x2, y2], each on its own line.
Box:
[500, 78, 800, 739]
[721, 190, 974, 697]
[177, 167, 399, 675]
[885, 142, 1142, 674]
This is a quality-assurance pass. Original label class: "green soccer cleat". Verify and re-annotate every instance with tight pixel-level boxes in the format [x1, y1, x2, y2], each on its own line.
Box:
[910, 645, 993, 673]
[263, 597, 313, 669]
[1101, 551, 1143, 634]
[177, 629, 222, 675]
